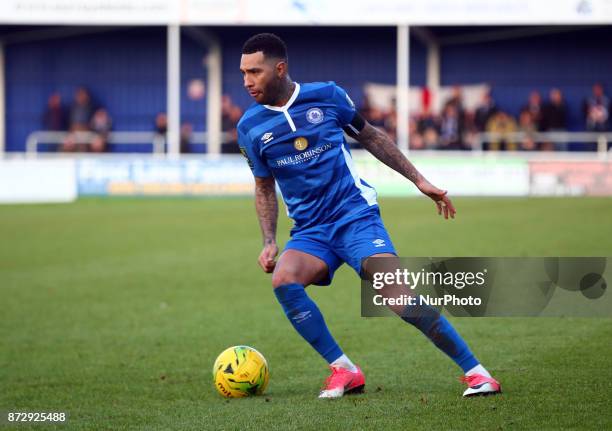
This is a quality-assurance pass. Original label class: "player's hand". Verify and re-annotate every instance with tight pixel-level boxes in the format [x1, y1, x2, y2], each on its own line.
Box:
[416, 180, 456, 220]
[258, 242, 278, 273]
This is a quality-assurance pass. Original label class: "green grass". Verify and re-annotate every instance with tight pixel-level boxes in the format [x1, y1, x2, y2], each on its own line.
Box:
[1, 197, 611, 430]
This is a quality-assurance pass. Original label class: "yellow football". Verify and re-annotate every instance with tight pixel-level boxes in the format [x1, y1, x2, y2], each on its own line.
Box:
[212, 346, 269, 398]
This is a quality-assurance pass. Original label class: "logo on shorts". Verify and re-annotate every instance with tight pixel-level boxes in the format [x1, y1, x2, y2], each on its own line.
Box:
[306, 107, 324, 124]
[373, 239, 386, 248]
[294, 137, 309, 151]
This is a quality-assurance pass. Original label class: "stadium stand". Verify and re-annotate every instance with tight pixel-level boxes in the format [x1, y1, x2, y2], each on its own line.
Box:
[2, 25, 611, 153]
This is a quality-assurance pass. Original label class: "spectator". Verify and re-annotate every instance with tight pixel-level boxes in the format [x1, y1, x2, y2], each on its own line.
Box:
[221, 95, 243, 153]
[517, 110, 538, 151]
[521, 91, 543, 131]
[438, 104, 467, 150]
[583, 83, 610, 132]
[90, 108, 112, 153]
[542, 88, 568, 131]
[542, 88, 568, 151]
[462, 111, 478, 150]
[444, 85, 466, 130]
[409, 117, 426, 150]
[384, 99, 397, 143]
[358, 93, 374, 122]
[221, 95, 235, 132]
[474, 92, 498, 132]
[180, 122, 193, 154]
[62, 87, 95, 152]
[423, 128, 440, 149]
[486, 111, 518, 151]
[155, 112, 168, 136]
[417, 106, 438, 134]
[359, 93, 386, 128]
[444, 86, 465, 118]
[43, 92, 67, 131]
[69, 87, 94, 131]
[416, 107, 440, 149]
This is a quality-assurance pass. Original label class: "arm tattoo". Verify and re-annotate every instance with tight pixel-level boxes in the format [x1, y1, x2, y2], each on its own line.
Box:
[350, 123, 423, 184]
[254, 176, 278, 245]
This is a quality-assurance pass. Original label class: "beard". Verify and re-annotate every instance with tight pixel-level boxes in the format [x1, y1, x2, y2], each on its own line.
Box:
[259, 77, 286, 106]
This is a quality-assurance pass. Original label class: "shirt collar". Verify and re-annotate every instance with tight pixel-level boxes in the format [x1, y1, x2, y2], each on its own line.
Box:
[263, 82, 300, 112]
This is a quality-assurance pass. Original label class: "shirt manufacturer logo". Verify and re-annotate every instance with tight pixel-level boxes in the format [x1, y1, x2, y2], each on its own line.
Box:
[261, 132, 274, 144]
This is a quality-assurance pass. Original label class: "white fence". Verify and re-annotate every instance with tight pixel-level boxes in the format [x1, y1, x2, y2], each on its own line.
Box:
[24, 131, 236, 156]
[23, 130, 612, 158]
[473, 131, 612, 156]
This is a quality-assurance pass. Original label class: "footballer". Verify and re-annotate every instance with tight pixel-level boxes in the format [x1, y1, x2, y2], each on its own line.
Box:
[237, 33, 501, 399]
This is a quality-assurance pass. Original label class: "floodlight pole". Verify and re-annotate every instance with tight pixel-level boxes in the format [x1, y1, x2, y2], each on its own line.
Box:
[183, 27, 223, 155]
[167, 24, 181, 158]
[396, 24, 410, 153]
[426, 41, 441, 112]
[205, 39, 222, 155]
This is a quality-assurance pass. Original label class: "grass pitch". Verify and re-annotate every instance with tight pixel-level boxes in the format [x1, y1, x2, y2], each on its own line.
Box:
[1, 197, 611, 430]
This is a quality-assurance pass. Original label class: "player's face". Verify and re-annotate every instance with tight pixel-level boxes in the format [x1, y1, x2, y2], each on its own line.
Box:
[240, 52, 284, 105]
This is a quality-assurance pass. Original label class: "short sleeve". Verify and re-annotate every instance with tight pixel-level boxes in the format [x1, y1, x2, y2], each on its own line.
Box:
[330, 84, 357, 127]
[238, 127, 272, 178]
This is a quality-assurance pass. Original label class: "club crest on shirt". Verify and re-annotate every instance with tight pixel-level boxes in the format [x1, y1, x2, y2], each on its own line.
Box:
[306, 108, 324, 124]
[294, 137, 309, 151]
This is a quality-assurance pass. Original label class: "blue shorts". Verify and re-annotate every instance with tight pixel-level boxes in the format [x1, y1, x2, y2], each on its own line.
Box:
[284, 206, 397, 286]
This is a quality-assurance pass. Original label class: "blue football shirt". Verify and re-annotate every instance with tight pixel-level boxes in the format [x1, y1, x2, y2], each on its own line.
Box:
[237, 81, 378, 231]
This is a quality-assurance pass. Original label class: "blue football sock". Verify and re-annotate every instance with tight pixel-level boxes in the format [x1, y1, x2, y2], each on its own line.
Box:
[401, 304, 478, 372]
[274, 283, 343, 364]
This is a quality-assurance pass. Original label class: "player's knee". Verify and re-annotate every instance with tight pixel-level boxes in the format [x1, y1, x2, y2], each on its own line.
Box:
[271, 268, 301, 289]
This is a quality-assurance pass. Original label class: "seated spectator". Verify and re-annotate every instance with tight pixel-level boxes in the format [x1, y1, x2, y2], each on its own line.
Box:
[486, 111, 518, 151]
[90, 108, 112, 153]
[384, 100, 397, 143]
[521, 91, 543, 131]
[474, 92, 498, 132]
[409, 117, 426, 150]
[43, 92, 67, 131]
[417, 106, 438, 133]
[462, 111, 478, 150]
[583, 83, 610, 132]
[416, 107, 440, 149]
[517, 111, 538, 151]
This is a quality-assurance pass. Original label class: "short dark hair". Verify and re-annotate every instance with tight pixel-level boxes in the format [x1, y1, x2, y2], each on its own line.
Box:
[242, 33, 287, 61]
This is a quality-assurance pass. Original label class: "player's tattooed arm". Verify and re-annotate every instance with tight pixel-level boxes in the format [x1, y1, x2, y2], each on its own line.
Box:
[349, 122, 423, 184]
[254, 176, 278, 245]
